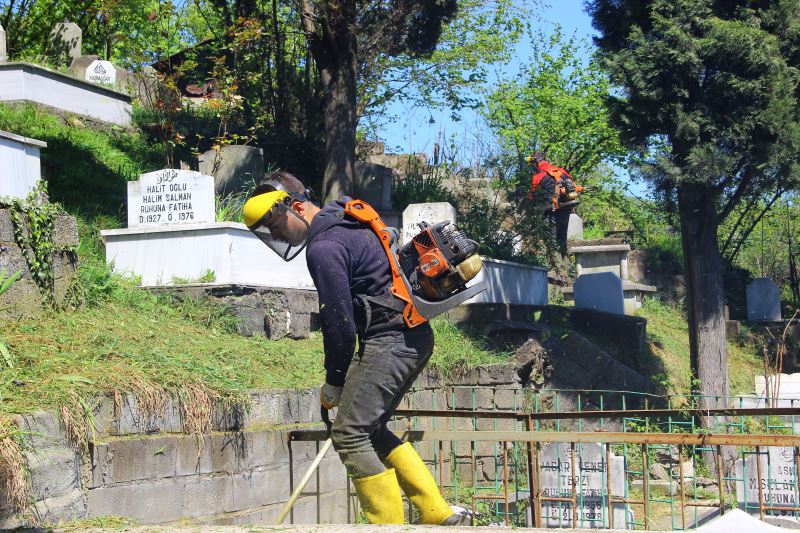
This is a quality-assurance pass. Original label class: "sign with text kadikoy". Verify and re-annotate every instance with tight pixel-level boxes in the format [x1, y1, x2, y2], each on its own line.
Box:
[85, 59, 117, 86]
[539, 442, 633, 529]
[127, 169, 215, 228]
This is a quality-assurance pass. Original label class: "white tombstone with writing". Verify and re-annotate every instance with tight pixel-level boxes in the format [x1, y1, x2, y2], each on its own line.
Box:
[539, 442, 632, 529]
[402, 202, 456, 244]
[127, 169, 215, 228]
[736, 447, 800, 525]
[85, 59, 117, 86]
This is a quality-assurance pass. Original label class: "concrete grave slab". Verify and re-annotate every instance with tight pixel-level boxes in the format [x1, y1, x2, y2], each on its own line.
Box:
[573, 272, 625, 315]
[102, 224, 316, 288]
[0, 129, 46, 200]
[747, 277, 782, 322]
[0, 62, 132, 125]
[464, 257, 548, 306]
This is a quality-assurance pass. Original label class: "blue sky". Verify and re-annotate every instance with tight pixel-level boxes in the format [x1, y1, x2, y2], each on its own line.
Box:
[377, 0, 598, 155]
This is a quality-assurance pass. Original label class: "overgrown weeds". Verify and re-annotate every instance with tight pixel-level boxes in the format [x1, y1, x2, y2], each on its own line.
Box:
[0, 419, 29, 517]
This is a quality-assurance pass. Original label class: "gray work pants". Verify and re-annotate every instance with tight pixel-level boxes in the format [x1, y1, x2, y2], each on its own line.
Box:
[331, 323, 434, 479]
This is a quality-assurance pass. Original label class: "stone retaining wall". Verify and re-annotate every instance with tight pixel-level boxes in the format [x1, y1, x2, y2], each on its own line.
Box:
[1, 388, 352, 528]
[2, 365, 635, 527]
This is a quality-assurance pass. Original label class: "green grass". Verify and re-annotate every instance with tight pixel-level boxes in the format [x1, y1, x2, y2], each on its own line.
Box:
[0, 255, 509, 422]
[637, 297, 762, 397]
[0, 103, 162, 216]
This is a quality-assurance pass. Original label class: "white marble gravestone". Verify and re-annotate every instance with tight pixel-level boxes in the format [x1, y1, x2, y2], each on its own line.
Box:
[85, 59, 117, 86]
[127, 169, 215, 228]
[539, 442, 632, 528]
[402, 202, 456, 244]
[747, 278, 782, 322]
[735, 447, 800, 524]
[573, 272, 625, 315]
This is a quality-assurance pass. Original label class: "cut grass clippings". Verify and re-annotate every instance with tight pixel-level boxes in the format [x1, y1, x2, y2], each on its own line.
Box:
[0, 277, 510, 423]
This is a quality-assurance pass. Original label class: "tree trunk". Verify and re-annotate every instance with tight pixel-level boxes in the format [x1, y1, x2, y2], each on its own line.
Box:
[299, 0, 357, 203]
[678, 182, 730, 408]
[678, 182, 736, 471]
[320, 48, 357, 202]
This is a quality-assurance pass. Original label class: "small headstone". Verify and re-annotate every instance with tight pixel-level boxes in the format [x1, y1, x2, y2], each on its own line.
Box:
[49, 22, 82, 65]
[85, 59, 117, 86]
[0, 24, 7, 62]
[735, 447, 800, 524]
[573, 272, 625, 315]
[402, 202, 456, 244]
[355, 161, 393, 210]
[567, 213, 584, 240]
[747, 278, 782, 322]
[197, 145, 264, 196]
[539, 442, 632, 528]
[127, 169, 215, 228]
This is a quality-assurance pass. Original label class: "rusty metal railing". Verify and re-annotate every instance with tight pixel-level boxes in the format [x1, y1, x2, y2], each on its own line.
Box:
[288, 390, 800, 529]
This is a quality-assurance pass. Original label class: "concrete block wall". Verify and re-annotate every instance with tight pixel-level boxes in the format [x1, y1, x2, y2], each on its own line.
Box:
[1, 388, 352, 528]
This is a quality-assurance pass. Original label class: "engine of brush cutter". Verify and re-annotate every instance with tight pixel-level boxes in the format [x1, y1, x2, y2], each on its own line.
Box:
[398, 221, 483, 301]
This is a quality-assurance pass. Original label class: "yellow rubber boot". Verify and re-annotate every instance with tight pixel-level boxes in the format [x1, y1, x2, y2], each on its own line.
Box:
[384, 442, 453, 524]
[351, 468, 405, 524]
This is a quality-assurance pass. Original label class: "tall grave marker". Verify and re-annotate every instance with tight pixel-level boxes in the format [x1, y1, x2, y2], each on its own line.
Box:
[49, 22, 82, 65]
[539, 442, 632, 528]
[127, 169, 215, 228]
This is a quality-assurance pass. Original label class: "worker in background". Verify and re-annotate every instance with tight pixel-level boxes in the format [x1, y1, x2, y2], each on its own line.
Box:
[527, 152, 585, 260]
[242, 171, 471, 526]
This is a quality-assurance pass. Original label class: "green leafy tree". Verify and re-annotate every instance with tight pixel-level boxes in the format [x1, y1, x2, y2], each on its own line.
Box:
[483, 29, 630, 262]
[485, 28, 627, 179]
[588, 0, 800, 409]
[298, 0, 458, 201]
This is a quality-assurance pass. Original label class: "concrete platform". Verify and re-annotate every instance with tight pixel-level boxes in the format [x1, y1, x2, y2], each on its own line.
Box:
[56, 526, 667, 532]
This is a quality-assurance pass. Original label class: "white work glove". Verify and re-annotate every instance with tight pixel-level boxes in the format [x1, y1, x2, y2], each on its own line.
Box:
[320, 383, 343, 410]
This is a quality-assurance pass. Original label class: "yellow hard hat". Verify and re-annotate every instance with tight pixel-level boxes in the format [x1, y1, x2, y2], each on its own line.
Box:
[243, 190, 289, 228]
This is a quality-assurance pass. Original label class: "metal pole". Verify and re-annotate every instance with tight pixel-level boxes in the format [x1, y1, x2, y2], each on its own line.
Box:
[678, 448, 686, 530]
[571, 443, 578, 526]
[716, 445, 725, 515]
[535, 443, 543, 528]
[526, 415, 535, 527]
[642, 444, 651, 530]
[756, 446, 765, 521]
[503, 441, 510, 526]
[275, 438, 333, 525]
[606, 444, 614, 529]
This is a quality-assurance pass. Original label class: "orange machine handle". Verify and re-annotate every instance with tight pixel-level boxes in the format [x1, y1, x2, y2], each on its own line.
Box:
[344, 199, 427, 328]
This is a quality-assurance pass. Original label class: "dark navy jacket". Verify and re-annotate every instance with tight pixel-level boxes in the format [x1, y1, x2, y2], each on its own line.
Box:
[306, 199, 393, 386]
